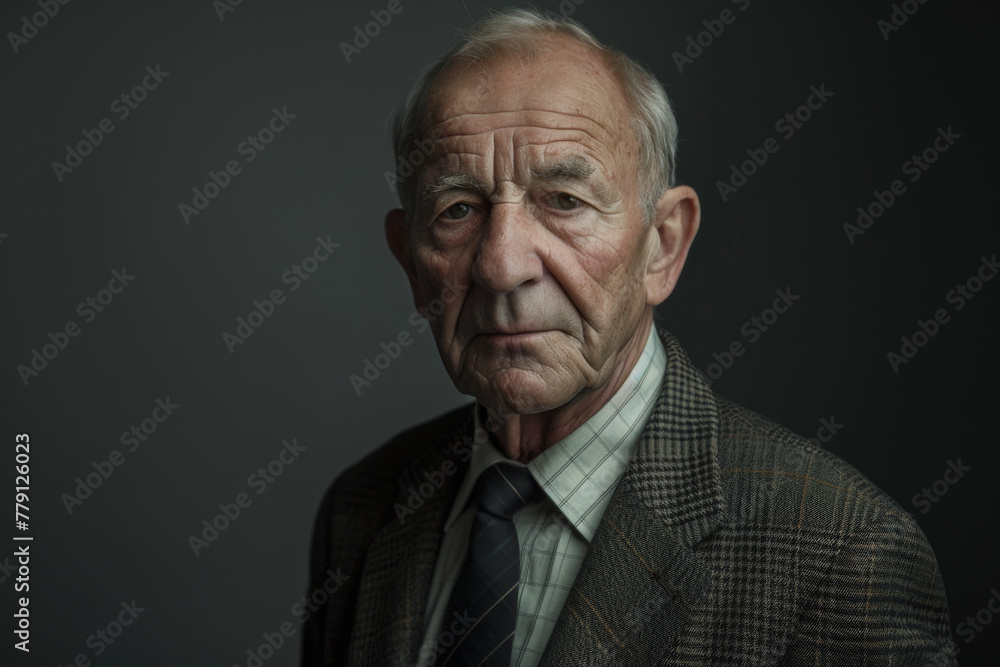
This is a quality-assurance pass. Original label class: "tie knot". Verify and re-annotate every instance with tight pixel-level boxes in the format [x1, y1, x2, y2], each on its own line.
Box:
[473, 463, 542, 520]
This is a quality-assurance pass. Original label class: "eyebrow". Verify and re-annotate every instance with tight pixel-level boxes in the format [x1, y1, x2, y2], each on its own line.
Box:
[530, 155, 596, 181]
[420, 173, 487, 201]
[418, 155, 610, 203]
[533, 155, 615, 205]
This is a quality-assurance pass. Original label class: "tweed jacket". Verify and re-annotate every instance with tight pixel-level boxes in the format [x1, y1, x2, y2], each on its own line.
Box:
[302, 328, 956, 666]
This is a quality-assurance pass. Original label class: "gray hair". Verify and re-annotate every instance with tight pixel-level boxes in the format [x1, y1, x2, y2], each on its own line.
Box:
[389, 5, 679, 225]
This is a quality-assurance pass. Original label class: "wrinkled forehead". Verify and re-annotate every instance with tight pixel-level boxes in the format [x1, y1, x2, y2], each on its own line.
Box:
[420, 36, 636, 161]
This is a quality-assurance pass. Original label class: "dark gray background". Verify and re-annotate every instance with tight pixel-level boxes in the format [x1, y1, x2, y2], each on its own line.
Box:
[2, 0, 997, 664]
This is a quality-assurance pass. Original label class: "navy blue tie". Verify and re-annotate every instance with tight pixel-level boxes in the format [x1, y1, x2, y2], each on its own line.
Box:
[440, 463, 543, 666]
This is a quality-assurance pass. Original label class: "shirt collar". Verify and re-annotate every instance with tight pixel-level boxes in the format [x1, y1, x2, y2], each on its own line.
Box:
[443, 322, 667, 542]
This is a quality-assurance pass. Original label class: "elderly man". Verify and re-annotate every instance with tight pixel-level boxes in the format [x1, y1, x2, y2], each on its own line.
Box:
[302, 7, 955, 666]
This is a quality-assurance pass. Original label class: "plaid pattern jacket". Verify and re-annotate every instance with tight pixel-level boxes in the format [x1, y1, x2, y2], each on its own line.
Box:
[302, 329, 956, 666]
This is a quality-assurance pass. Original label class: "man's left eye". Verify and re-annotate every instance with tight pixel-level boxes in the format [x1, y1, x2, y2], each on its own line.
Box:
[550, 193, 582, 211]
[441, 202, 474, 220]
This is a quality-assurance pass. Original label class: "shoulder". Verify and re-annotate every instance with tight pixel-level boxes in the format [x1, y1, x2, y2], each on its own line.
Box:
[712, 394, 923, 546]
[305, 402, 474, 600]
[316, 402, 474, 519]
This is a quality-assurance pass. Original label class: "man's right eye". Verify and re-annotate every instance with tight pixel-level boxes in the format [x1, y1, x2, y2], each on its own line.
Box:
[441, 202, 474, 220]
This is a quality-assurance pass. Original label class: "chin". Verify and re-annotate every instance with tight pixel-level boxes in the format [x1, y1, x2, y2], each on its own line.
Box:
[465, 367, 577, 416]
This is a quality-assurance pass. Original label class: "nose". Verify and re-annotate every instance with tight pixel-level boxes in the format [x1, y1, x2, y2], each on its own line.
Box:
[471, 202, 545, 294]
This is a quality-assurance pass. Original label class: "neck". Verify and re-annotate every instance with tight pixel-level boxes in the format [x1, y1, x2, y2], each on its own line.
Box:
[485, 313, 654, 464]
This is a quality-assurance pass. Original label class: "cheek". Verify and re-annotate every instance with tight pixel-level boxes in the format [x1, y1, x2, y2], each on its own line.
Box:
[413, 246, 461, 296]
[560, 230, 646, 319]
[412, 245, 471, 339]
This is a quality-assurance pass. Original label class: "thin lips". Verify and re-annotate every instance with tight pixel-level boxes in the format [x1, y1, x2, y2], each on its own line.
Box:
[480, 327, 550, 336]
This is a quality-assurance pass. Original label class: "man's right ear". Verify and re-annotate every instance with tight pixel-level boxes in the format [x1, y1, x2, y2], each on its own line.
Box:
[384, 208, 423, 307]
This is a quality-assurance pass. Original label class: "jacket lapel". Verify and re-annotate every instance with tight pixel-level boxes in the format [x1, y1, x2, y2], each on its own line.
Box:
[540, 329, 726, 666]
[349, 408, 474, 666]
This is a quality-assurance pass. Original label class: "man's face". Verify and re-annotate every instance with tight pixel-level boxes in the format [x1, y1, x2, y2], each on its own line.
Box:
[388, 37, 687, 416]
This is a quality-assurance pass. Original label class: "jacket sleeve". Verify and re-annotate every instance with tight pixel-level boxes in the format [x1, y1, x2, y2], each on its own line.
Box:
[300, 474, 353, 666]
[300, 464, 385, 666]
[779, 507, 958, 666]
